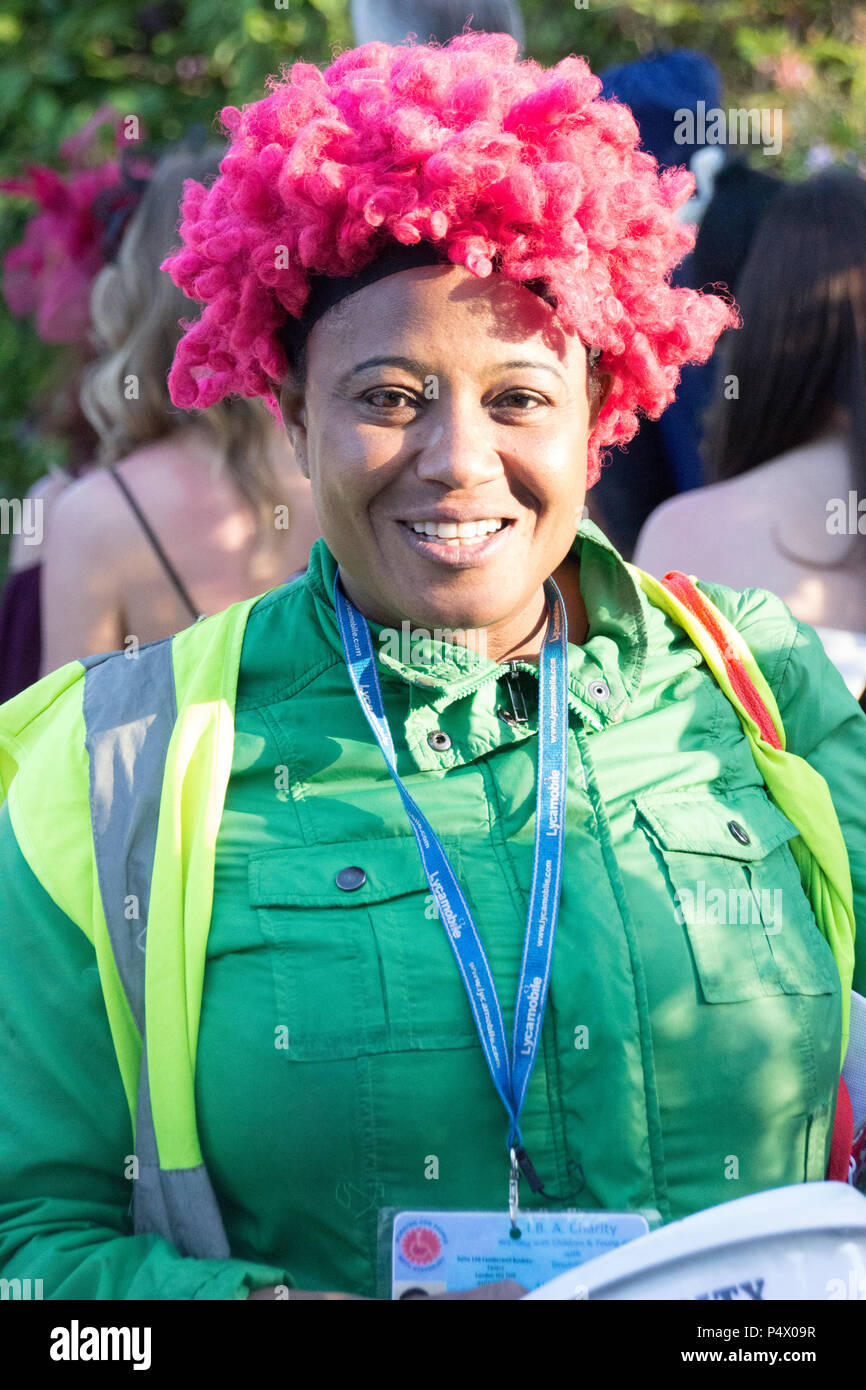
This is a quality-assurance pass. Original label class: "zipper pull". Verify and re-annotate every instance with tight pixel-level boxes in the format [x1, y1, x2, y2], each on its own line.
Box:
[503, 660, 529, 725]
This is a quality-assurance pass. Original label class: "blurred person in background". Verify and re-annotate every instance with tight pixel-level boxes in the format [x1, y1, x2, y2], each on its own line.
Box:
[351, 0, 525, 47]
[688, 156, 784, 308]
[0, 468, 74, 700]
[38, 141, 319, 675]
[591, 51, 786, 557]
[589, 50, 725, 555]
[0, 112, 147, 699]
[634, 169, 866, 702]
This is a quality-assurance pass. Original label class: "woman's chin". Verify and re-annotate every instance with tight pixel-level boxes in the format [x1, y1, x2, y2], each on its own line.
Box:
[381, 566, 517, 623]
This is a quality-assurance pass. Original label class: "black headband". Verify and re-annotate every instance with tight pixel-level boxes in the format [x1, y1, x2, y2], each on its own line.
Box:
[276, 240, 561, 364]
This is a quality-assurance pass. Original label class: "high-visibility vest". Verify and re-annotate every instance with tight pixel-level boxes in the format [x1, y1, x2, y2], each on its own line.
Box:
[0, 592, 261, 1258]
[0, 572, 857, 1260]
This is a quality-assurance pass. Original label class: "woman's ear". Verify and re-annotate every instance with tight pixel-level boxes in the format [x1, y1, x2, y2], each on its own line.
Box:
[279, 380, 309, 478]
[588, 371, 614, 431]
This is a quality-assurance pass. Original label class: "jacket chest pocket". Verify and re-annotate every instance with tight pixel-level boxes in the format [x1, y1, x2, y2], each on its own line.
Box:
[634, 787, 840, 1004]
[249, 835, 482, 1060]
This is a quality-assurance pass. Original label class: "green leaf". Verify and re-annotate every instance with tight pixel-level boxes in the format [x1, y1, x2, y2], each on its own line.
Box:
[0, 14, 23, 43]
[0, 64, 30, 121]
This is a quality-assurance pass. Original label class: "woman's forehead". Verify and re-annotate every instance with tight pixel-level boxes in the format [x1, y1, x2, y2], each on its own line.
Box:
[307, 264, 574, 371]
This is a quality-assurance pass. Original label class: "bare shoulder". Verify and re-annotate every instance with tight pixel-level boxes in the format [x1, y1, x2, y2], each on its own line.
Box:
[106, 436, 256, 536]
[46, 436, 211, 532]
[8, 469, 78, 571]
[48, 466, 126, 526]
[26, 469, 76, 506]
[633, 435, 856, 590]
[44, 466, 142, 562]
[632, 475, 753, 575]
[756, 432, 852, 492]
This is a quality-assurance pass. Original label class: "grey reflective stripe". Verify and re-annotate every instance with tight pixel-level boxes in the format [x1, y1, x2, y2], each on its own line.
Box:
[82, 640, 177, 1031]
[82, 640, 231, 1260]
[133, 1051, 231, 1260]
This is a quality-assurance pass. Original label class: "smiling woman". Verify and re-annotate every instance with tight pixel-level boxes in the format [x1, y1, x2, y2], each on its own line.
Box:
[278, 259, 599, 659]
[0, 32, 865, 1304]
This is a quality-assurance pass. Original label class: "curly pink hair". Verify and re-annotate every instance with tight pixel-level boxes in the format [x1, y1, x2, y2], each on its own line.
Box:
[163, 33, 737, 485]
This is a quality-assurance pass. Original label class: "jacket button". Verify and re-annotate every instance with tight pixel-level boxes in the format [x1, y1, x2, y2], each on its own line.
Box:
[727, 820, 751, 845]
[335, 866, 367, 891]
[588, 680, 610, 701]
[427, 730, 452, 751]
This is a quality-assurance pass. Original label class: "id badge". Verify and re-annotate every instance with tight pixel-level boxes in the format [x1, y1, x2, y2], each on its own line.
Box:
[381, 1208, 652, 1298]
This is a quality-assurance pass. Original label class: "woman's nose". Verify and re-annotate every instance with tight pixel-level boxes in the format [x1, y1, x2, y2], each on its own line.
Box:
[413, 402, 504, 491]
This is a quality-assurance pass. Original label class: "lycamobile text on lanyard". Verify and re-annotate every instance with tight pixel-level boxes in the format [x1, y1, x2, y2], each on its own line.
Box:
[334, 571, 569, 1223]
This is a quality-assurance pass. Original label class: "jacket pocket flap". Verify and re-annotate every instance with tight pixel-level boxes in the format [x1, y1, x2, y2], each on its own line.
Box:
[634, 786, 799, 860]
[249, 834, 461, 908]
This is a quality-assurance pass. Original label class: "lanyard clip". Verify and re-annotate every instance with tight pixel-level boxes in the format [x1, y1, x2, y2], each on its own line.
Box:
[508, 1146, 521, 1229]
[503, 662, 529, 725]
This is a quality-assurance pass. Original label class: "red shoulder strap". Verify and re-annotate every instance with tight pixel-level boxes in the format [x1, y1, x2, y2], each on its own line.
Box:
[828, 1079, 854, 1182]
[661, 572, 783, 750]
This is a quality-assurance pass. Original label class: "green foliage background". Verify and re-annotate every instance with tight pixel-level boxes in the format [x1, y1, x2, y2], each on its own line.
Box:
[1, 0, 864, 575]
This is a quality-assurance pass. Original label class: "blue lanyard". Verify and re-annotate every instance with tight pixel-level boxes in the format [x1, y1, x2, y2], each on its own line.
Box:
[333, 571, 569, 1191]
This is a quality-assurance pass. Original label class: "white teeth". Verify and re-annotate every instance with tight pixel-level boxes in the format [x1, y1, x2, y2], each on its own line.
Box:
[408, 519, 505, 539]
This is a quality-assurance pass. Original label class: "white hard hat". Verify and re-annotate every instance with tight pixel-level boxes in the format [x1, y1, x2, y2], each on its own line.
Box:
[524, 1182, 866, 1300]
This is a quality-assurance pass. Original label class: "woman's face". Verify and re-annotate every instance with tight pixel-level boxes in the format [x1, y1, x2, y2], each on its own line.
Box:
[283, 263, 603, 637]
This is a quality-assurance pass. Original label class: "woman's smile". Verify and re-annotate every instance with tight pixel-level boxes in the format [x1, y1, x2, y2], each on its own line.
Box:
[395, 514, 516, 567]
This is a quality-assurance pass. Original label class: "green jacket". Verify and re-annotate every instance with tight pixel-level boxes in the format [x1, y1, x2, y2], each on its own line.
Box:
[0, 521, 864, 1299]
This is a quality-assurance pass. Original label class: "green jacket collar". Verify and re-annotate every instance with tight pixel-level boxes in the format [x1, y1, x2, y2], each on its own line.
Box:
[302, 519, 647, 732]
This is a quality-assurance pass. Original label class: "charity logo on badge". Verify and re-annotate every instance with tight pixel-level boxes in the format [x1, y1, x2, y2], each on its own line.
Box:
[389, 1208, 653, 1298]
[399, 1223, 445, 1268]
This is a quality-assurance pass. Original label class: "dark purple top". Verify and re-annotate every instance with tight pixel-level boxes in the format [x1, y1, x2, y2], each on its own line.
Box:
[0, 565, 42, 703]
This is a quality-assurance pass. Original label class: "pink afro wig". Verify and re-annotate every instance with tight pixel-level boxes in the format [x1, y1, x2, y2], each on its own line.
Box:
[162, 33, 737, 485]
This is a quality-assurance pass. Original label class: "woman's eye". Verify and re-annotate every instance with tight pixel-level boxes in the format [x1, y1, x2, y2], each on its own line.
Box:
[494, 390, 548, 411]
[362, 388, 418, 410]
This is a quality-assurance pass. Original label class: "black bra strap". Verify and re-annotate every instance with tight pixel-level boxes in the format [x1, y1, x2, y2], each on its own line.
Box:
[107, 466, 203, 623]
